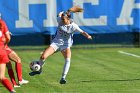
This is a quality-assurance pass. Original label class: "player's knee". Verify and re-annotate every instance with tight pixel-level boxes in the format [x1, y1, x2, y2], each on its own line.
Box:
[65, 58, 71, 63]
[15, 58, 21, 63]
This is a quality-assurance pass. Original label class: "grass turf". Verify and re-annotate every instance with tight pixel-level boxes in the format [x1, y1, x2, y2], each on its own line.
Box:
[1, 47, 140, 93]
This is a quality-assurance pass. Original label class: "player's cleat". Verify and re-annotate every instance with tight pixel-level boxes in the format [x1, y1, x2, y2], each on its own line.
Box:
[10, 90, 16, 93]
[19, 79, 29, 85]
[60, 78, 67, 84]
[14, 85, 20, 88]
[29, 68, 42, 76]
[29, 71, 41, 76]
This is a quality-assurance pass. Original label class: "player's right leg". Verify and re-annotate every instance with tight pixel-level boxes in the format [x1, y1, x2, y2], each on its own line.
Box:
[40, 46, 56, 61]
[8, 51, 29, 85]
[6, 62, 20, 88]
[0, 63, 15, 93]
[29, 46, 56, 76]
[0, 49, 15, 92]
[39, 46, 56, 70]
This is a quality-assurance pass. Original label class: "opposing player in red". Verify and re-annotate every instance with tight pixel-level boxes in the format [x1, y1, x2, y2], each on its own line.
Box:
[0, 18, 29, 87]
[0, 19, 16, 93]
[6, 45, 29, 87]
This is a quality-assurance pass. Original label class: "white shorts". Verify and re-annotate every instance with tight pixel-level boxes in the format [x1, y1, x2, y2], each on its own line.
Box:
[50, 42, 71, 51]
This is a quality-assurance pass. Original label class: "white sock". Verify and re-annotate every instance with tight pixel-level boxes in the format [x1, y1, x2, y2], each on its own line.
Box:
[62, 58, 71, 79]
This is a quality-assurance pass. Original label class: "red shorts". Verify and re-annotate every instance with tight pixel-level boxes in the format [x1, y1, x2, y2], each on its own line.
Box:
[0, 49, 9, 64]
[5, 46, 13, 55]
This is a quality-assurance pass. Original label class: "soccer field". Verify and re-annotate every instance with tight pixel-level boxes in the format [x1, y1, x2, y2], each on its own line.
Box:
[1, 47, 140, 93]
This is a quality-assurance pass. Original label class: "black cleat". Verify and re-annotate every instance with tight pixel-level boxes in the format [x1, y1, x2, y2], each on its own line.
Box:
[29, 69, 42, 76]
[60, 78, 67, 84]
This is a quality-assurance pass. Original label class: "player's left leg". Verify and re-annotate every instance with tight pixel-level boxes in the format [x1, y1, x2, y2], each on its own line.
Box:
[6, 62, 20, 88]
[8, 51, 29, 85]
[60, 48, 71, 84]
[0, 64, 15, 92]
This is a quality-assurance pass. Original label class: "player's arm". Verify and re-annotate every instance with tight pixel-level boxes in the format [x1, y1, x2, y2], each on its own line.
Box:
[80, 31, 92, 40]
[2, 21, 11, 45]
[74, 23, 92, 40]
[4, 32, 11, 45]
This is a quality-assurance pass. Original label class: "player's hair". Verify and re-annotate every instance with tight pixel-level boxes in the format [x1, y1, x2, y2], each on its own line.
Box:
[68, 6, 84, 13]
[61, 6, 83, 19]
[62, 11, 71, 18]
[61, 6, 83, 20]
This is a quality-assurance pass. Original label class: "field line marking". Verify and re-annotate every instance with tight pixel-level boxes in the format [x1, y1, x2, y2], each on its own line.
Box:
[118, 51, 140, 58]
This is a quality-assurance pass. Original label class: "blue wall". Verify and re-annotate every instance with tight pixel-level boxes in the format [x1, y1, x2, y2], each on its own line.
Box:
[0, 0, 139, 45]
[0, 0, 139, 35]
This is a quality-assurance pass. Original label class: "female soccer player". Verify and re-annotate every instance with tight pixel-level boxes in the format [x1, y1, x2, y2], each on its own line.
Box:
[39, 9, 92, 84]
[6, 46, 29, 87]
[0, 18, 29, 87]
[0, 19, 16, 93]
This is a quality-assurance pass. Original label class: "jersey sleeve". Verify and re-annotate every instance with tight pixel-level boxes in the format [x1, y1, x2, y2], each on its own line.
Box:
[73, 23, 84, 33]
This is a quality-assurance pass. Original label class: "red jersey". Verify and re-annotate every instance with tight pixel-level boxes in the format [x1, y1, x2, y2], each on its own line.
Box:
[0, 19, 9, 48]
[0, 19, 9, 64]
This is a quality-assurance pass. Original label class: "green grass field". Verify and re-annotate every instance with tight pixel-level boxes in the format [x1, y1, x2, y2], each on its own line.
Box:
[1, 47, 140, 93]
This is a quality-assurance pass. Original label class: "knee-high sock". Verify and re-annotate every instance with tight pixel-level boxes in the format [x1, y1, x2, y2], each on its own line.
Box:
[8, 69, 17, 85]
[15, 63, 22, 81]
[1, 78, 14, 92]
[62, 58, 71, 79]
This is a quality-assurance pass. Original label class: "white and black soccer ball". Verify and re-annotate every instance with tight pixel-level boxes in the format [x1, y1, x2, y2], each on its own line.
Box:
[30, 61, 41, 72]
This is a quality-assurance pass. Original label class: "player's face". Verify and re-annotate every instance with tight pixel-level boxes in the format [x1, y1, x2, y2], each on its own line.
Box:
[61, 15, 69, 24]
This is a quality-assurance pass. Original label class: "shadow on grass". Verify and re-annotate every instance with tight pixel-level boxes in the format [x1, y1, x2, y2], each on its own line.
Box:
[81, 78, 140, 82]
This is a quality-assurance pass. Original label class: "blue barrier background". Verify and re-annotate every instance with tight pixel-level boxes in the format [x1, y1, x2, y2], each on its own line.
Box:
[0, 0, 139, 36]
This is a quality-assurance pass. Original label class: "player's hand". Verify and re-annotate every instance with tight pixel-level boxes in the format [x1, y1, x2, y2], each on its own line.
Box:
[87, 35, 92, 40]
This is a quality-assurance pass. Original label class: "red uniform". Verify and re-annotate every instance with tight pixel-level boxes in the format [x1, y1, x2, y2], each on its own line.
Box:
[0, 19, 9, 64]
[5, 45, 13, 55]
[0, 20, 13, 55]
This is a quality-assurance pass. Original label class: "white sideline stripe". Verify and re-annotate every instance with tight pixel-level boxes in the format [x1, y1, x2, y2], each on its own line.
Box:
[118, 51, 140, 58]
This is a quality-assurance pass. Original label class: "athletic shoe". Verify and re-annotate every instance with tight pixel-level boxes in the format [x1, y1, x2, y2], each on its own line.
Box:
[19, 79, 29, 85]
[14, 85, 20, 88]
[60, 78, 67, 84]
[10, 90, 16, 93]
[29, 69, 42, 76]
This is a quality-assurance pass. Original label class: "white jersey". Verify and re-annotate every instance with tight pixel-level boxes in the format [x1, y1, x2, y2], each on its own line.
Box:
[51, 17, 83, 49]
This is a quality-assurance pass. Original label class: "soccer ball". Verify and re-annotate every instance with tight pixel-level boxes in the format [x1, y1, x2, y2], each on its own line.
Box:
[30, 61, 41, 72]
